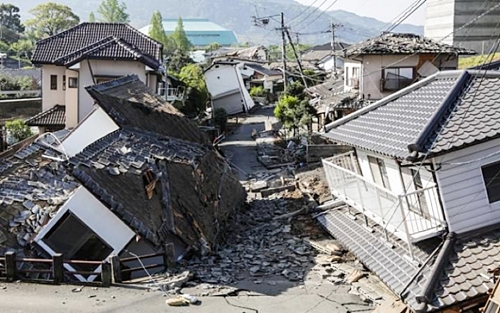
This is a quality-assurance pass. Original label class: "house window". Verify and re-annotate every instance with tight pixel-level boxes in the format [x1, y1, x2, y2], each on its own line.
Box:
[50, 75, 57, 90]
[69, 77, 78, 88]
[345, 67, 350, 86]
[410, 169, 429, 217]
[43, 212, 112, 272]
[351, 67, 360, 89]
[381, 67, 414, 91]
[481, 161, 500, 203]
[368, 156, 391, 190]
[62, 75, 66, 90]
[484, 301, 499, 313]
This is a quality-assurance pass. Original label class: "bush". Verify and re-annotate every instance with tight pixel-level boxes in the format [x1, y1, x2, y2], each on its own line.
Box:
[274, 95, 317, 134]
[5, 119, 32, 142]
[249, 86, 269, 98]
[213, 108, 228, 132]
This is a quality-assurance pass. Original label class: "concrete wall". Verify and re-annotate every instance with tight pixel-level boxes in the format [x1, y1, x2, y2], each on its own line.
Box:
[41, 65, 66, 111]
[425, 0, 500, 53]
[78, 60, 148, 123]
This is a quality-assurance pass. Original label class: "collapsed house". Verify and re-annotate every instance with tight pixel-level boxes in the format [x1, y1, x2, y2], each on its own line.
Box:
[0, 75, 245, 281]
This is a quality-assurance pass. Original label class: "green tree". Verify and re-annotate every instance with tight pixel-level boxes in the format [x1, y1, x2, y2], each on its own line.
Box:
[97, 0, 129, 23]
[9, 39, 33, 63]
[167, 49, 192, 74]
[274, 94, 316, 135]
[213, 108, 228, 132]
[89, 11, 96, 22]
[177, 63, 209, 117]
[5, 119, 32, 141]
[206, 42, 221, 52]
[171, 17, 191, 52]
[148, 11, 167, 44]
[25, 2, 80, 40]
[0, 4, 24, 43]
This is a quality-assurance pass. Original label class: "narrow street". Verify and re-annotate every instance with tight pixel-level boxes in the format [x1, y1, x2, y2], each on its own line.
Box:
[0, 107, 373, 313]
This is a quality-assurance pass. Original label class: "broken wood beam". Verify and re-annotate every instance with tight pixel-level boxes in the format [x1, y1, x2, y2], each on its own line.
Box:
[5, 251, 16, 282]
[52, 253, 64, 284]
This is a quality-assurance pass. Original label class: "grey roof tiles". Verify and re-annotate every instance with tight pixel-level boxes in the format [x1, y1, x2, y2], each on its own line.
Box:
[25, 105, 65, 127]
[344, 33, 475, 58]
[324, 70, 500, 159]
[32, 23, 162, 69]
[318, 207, 500, 312]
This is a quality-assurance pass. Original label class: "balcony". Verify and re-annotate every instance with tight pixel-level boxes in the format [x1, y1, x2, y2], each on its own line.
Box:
[322, 152, 445, 250]
[159, 86, 185, 102]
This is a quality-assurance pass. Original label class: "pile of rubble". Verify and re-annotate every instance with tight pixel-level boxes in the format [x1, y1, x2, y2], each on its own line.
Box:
[178, 192, 318, 284]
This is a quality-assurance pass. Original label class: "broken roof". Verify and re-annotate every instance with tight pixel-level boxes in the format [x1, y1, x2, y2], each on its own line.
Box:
[86, 75, 210, 145]
[344, 33, 475, 58]
[318, 206, 500, 313]
[206, 46, 267, 60]
[0, 141, 79, 255]
[32, 23, 163, 69]
[243, 63, 281, 77]
[26, 105, 65, 127]
[323, 70, 500, 160]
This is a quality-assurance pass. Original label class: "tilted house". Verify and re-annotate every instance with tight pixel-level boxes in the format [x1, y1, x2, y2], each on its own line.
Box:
[343, 33, 475, 104]
[319, 70, 500, 312]
[27, 23, 164, 132]
[0, 76, 245, 282]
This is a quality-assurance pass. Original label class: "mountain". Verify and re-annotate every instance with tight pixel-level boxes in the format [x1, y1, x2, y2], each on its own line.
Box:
[10, 0, 423, 45]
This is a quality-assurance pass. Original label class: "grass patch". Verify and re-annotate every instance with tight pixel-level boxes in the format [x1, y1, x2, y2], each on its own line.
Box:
[459, 53, 500, 69]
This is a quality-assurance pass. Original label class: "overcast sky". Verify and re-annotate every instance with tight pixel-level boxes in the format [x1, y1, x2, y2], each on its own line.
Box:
[294, 0, 426, 25]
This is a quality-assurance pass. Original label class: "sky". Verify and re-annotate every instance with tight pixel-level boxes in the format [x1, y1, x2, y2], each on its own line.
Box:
[294, 0, 426, 25]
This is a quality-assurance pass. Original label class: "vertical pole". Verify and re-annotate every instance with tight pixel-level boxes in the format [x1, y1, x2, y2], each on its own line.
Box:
[5, 251, 16, 282]
[101, 261, 112, 287]
[296, 33, 301, 62]
[331, 22, 336, 75]
[52, 253, 64, 284]
[164, 243, 176, 268]
[399, 196, 415, 261]
[110, 255, 122, 284]
[281, 12, 287, 92]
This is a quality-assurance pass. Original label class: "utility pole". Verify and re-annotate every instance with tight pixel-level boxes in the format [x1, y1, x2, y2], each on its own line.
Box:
[330, 22, 342, 76]
[285, 30, 308, 88]
[296, 33, 301, 62]
[281, 12, 287, 91]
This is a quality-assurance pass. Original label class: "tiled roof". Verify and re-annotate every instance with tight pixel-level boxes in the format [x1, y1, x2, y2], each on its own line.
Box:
[53, 36, 160, 69]
[0, 142, 79, 255]
[69, 128, 245, 251]
[32, 23, 162, 67]
[25, 105, 65, 127]
[344, 33, 475, 58]
[323, 70, 500, 160]
[317, 207, 499, 312]
[85, 75, 210, 145]
[244, 63, 281, 77]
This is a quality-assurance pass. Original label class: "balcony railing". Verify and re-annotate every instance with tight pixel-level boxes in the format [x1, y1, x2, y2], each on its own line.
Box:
[322, 152, 446, 260]
[159, 86, 185, 102]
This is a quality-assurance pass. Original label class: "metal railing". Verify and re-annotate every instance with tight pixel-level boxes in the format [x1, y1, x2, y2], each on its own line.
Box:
[322, 154, 446, 260]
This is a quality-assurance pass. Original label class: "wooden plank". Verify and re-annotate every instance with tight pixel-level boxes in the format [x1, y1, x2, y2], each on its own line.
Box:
[110, 255, 122, 284]
[15, 258, 52, 263]
[119, 252, 164, 263]
[101, 262, 111, 287]
[121, 263, 163, 274]
[65, 260, 102, 265]
[17, 269, 52, 274]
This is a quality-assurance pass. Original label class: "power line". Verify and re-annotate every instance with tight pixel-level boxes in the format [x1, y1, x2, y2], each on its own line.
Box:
[288, 0, 322, 24]
[292, 0, 330, 29]
[298, 0, 341, 32]
[385, 0, 427, 33]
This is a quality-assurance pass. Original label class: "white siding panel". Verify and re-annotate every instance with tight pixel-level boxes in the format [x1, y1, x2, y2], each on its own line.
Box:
[435, 137, 500, 233]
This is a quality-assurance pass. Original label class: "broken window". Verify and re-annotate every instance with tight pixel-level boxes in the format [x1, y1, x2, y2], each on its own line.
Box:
[368, 156, 391, 190]
[481, 161, 500, 203]
[142, 169, 158, 200]
[43, 212, 112, 273]
[381, 67, 414, 91]
[50, 75, 57, 90]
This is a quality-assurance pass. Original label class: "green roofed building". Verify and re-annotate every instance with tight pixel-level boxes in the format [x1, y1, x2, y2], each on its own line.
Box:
[139, 18, 238, 47]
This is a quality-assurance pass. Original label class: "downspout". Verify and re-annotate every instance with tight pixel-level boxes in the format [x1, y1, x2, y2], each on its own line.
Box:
[415, 232, 456, 307]
[428, 160, 447, 231]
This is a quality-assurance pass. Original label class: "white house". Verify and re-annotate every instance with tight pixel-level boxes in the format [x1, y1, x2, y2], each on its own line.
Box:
[342, 33, 475, 103]
[319, 70, 500, 313]
[204, 61, 256, 115]
[27, 22, 164, 132]
[301, 42, 349, 73]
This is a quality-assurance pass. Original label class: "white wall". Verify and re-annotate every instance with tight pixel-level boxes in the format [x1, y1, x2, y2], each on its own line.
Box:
[58, 107, 119, 158]
[356, 149, 403, 194]
[78, 60, 148, 123]
[35, 187, 135, 282]
[41, 65, 66, 111]
[344, 59, 362, 94]
[424, 0, 455, 45]
[319, 56, 344, 72]
[205, 65, 240, 97]
[435, 138, 500, 233]
[65, 69, 79, 128]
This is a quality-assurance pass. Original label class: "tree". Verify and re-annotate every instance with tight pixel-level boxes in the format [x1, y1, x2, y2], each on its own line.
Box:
[274, 94, 317, 135]
[0, 4, 24, 43]
[97, 0, 129, 23]
[167, 49, 192, 74]
[206, 42, 221, 52]
[171, 17, 191, 53]
[148, 11, 167, 44]
[89, 12, 96, 22]
[9, 39, 33, 62]
[25, 3, 80, 40]
[5, 119, 32, 142]
[177, 63, 209, 117]
[213, 108, 228, 132]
